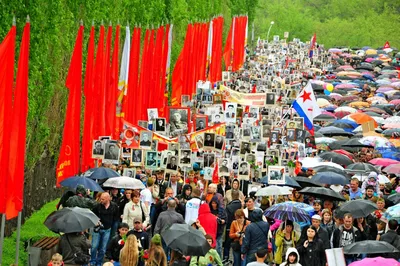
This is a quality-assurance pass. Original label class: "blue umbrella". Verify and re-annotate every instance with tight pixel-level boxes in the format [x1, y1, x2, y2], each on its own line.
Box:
[332, 119, 359, 128]
[260, 175, 301, 189]
[264, 202, 311, 222]
[60, 176, 104, 192]
[381, 151, 400, 161]
[82, 167, 120, 180]
[311, 172, 350, 185]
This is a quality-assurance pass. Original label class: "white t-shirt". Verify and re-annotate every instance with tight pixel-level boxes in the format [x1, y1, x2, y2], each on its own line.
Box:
[247, 262, 268, 266]
[140, 188, 153, 205]
[185, 198, 202, 224]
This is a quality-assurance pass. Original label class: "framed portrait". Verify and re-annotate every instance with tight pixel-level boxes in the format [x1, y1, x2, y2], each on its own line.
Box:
[222, 71, 230, 81]
[99, 136, 111, 141]
[138, 120, 148, 129]
[168, 107, 190, 137]
[295, 129, 306, 143]
[164, 172, 171, 183]
[213, 94, 223, 104]
[240, 141, 251, 155]
[131, 149, 143, 166]
[204, 167, 213, 180]
[203, 152, 215, 168]
[287, 128, 296, 141]
[180, 149, 192, 167]
[262, 125, 271, 139]
[166, 155, 179, 172]
[104, 143, 120, 163]
[287, 120, 297, 129]
[225, 103, 237, 123]
[145, 151, 158, 169]
[147, 108, 158, 121]
[150, 139, 159, 151]
[266, 93, 275, 105]
[238, 161, 250, 180]
[268, 166, 286, 185]
[250, 126, 261, 142]
[204, 133, 215, 150]
[161, 150, 174, 167]
[294, 117, 304, 130]
[123, 168, 136, 178]
[194, 115, 208, 131]
[168, 143, 180, 156]
[155, 118, 166, 133]
[256, 142, 267, 152]
[245, 153, 256, 163]
[225, 125, 236, 140]
[139, 131, 153, 150]
[122, 147, 131, 158]
[218, 158, 230, 176]
[231, 156, 239, 172]
[214, 134, 225, 152]
[181, 95, 190, 106]
[212, 113, 224, 124]
[270, 130, 280, 143]
[92, 140, 105, 159]
[242, 124, 251, 139]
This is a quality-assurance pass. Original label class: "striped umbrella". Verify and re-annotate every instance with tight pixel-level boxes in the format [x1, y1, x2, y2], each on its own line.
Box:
[264, 202, 311, 222]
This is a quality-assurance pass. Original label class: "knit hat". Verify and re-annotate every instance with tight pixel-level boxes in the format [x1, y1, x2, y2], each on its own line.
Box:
[368, 172, 378, 180]
[151, 234, 162, 245]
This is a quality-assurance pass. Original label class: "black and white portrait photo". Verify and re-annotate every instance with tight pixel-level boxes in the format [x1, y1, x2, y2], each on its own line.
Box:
[287, 129, 296, 141]
[180, 149, 192, 166]
[271, 131, 279, 143]
[296, 129, 306, 143]
[239, 162, 250, 179]
[181, 95, 190, 106]
[155, 118, 166, 132]
[195, 117, 207, 131]
[104, 143, 120, 161]
[226, 125, 235, 140]
[212, 113, 223, 124]
[294, 117, 304, 130]
[203, 153, 215, 168]
[145, 151, 157, 168]
[168, 143, 180, 156]
[151, 139, 158, 151]
[204, 167, 213, 180]
[169, 107, 190, 136]
[166, 155, 178, 171]
[131, 149, 143, 166]
[222, 71, 230, 81]
[218, 158, 230, 176]
[287, 121, 297, 129]
[262, 125, 271, 139]
[138, 120, 148, 129]
[240, 141, 251, 155]
[250, 126, 261, 142]
[147, 108, 158, 121]
[92, 140, 105, 159]
[122, 147, 132, 158]
[268, 166, 286, 185]
[140, 131, 153, 149]
[266, 93, 275, 105]
[214, 135, 225, 151]
[123, 168, 135, 178]
[204, 133, 215, 149]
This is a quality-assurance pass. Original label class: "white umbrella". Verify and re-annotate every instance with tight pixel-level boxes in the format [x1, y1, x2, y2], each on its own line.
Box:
[334, 106, 357, 113]
[299, 157, 322, 168]
[315, 137, 337, 144]
[315, 161, 345, 170]
[377, 174, 390, 184]
[255, 186, 293, 196]
[102, 176, 146, 189]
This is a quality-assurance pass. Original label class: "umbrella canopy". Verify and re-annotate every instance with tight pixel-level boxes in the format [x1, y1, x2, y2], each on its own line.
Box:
[102, 176, 146, 190]
[161, 224, 210, 256]
[264, 202, 311, 222]
[60, 176, 104, 192]
[369, 158, 400, 167]
[299, 187, 346, 201]
[384, 203, 400, 222]
[348, 257, 399, 266]
[313, 165, 349, 176]
[255, 186, 293, 196]
[332, 149, 355, 160]
[44, 207, 100, 233]
[314, 114, 337, 122]
[311, 172, 349, 186]
[299, 157, 322, 168]
[82, 167, 120, 180]
[346, 113, 378, 127]
[359, 136, 394, 148]
[383, 164, 400, 174]
[388, 194, 400, 205]
[335, 200, 378, 219]
[293, 176, 323, 188]
[341, 138, 374, 148]
[260, 176, 301, 189]
[346, 163, 379, 173]
[335, 106, 357, 113]
[344, 240, 399, 254]
[318, 126, 354, 137]
[319, 152, 353, 166]
[315, 137, 337, 144]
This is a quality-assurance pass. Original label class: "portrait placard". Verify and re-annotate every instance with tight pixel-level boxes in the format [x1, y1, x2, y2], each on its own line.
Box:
[268, 166, 286, 185]
[92, 140, 105, 159]
[123, 168, 136, 178]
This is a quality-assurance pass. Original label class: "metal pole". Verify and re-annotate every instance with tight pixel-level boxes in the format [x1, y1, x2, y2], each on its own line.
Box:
[14, 212, 22, 265]
[266, 21, 274, 43]
[0, 214, 6, 266]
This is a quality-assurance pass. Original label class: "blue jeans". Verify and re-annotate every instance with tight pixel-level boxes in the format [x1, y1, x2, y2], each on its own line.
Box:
[91, 228, 111, 266]
[216, 235, 223, 258]
[232, 250, 241, 266]
[223, 230, 232, 260]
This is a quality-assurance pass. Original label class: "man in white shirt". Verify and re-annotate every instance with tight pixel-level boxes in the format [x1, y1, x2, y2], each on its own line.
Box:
[185, 188, 202, 224]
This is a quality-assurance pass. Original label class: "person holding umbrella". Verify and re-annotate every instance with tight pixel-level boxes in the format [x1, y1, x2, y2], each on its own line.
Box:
[296, 226, 325, 266]
[380, 219, 400, 260]
[189, 234, 223, 266]
[58, 231, 91, 266]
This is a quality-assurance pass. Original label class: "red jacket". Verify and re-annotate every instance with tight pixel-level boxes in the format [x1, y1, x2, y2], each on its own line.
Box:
[197, 203, 217, 247]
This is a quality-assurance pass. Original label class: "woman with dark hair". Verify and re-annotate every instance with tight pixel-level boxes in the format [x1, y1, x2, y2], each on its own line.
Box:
[296, 226, 325, 266]
[209, 196, 227, 258]
[178, 184, 192, 218]
[229, 209, 250, 266]
[217, 176, 230, 197]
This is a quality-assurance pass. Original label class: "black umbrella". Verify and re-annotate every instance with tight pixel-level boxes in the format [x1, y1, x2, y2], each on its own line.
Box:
[318, 126, 354, 137]
[319, 152, 353, 166]
[293, 176, 323, 188]
[341, 138, 374, 148]
[311, 172, 349, 186]
[313, 165, 349, 176]
[60, 176, 104, 192]
[344, 240, 399, 254]
[346, 163, 379, 173]
[162, 224, 210, 256]
[388, 193, 400, 204]
[44, 207, 100, 233]
[314, 114, 337, 122]
[299, 187, 346, 201]
[328, 140, 359, 152]
[82, 167, 120, 180]
[335, 200, 377, 218]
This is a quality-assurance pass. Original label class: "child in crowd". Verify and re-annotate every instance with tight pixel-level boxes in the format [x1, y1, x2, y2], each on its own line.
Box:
[48, 253, 63, 266]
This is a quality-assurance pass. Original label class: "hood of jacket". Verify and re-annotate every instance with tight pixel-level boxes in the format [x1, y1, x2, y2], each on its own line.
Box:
[285, 247, 300, 263]
[209, 196, 221, 215]
[199, 202, 211, 215]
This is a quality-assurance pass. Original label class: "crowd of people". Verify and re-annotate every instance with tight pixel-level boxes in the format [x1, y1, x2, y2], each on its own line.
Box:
[47, 35, 400, 266]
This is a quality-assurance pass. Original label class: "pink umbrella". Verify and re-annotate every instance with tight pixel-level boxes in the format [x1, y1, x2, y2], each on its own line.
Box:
[377, 87, 394, 93]
[335, 83, 357, 89]
[390, 99, 400, 105]
[365, 57, 374, 63]
[321, 111, 336, 117]
[383, 163, 400, 174]
[349, 257, 399, 266]
[335, 111, 351, 119]
[391, 81, 400, 88]
[369, 158, 400, 167]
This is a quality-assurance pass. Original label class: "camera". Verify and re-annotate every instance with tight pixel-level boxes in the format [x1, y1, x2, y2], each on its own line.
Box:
[94, 221, 104, 233]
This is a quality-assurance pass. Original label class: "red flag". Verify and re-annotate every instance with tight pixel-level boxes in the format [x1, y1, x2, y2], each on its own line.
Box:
[94, 25, 105, 137]
[56, 25, 83, 187]
[210, 17, 223, 83]
[153, 26, 165, 110]
[136, 29, 150, 122]
[383, 41, 390, 49]
[104, 25, 113, 135]
[107, 25, 119, 138]
[6, 22, 30, 219]
[223, 18, 234, 70]
[212, 160, 219, 184]
[144, 29, 155, 113]
[0, 26, 16, 214]
[159, 24, 170, 115]
[81, 26, 95, 171]
[171, 52, 183, 106]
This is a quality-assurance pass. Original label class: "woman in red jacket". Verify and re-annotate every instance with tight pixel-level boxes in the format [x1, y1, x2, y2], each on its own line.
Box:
[197, 203, 218, 247]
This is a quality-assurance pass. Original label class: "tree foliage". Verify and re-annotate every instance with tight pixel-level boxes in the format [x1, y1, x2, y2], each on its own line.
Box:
[253, 0, 400, 48]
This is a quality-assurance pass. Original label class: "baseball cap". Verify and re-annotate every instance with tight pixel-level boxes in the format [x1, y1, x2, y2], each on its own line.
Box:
[312, 214, 322, 221]
[133, 217, 142, 223]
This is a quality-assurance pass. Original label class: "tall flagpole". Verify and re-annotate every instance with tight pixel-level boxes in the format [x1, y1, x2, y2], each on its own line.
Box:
[0, 214, 5, 265]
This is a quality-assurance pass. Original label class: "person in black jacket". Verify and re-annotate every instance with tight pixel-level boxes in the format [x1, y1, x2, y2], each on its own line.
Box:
[223, 190, 243, 262]
[380, 219, 400, 260]
[299, 214, 330, 250]
[296, 225, 326, 266]
[210, 196, 227, 258]
[127, 218, 150, 266]
[106, 222, 129, 263]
